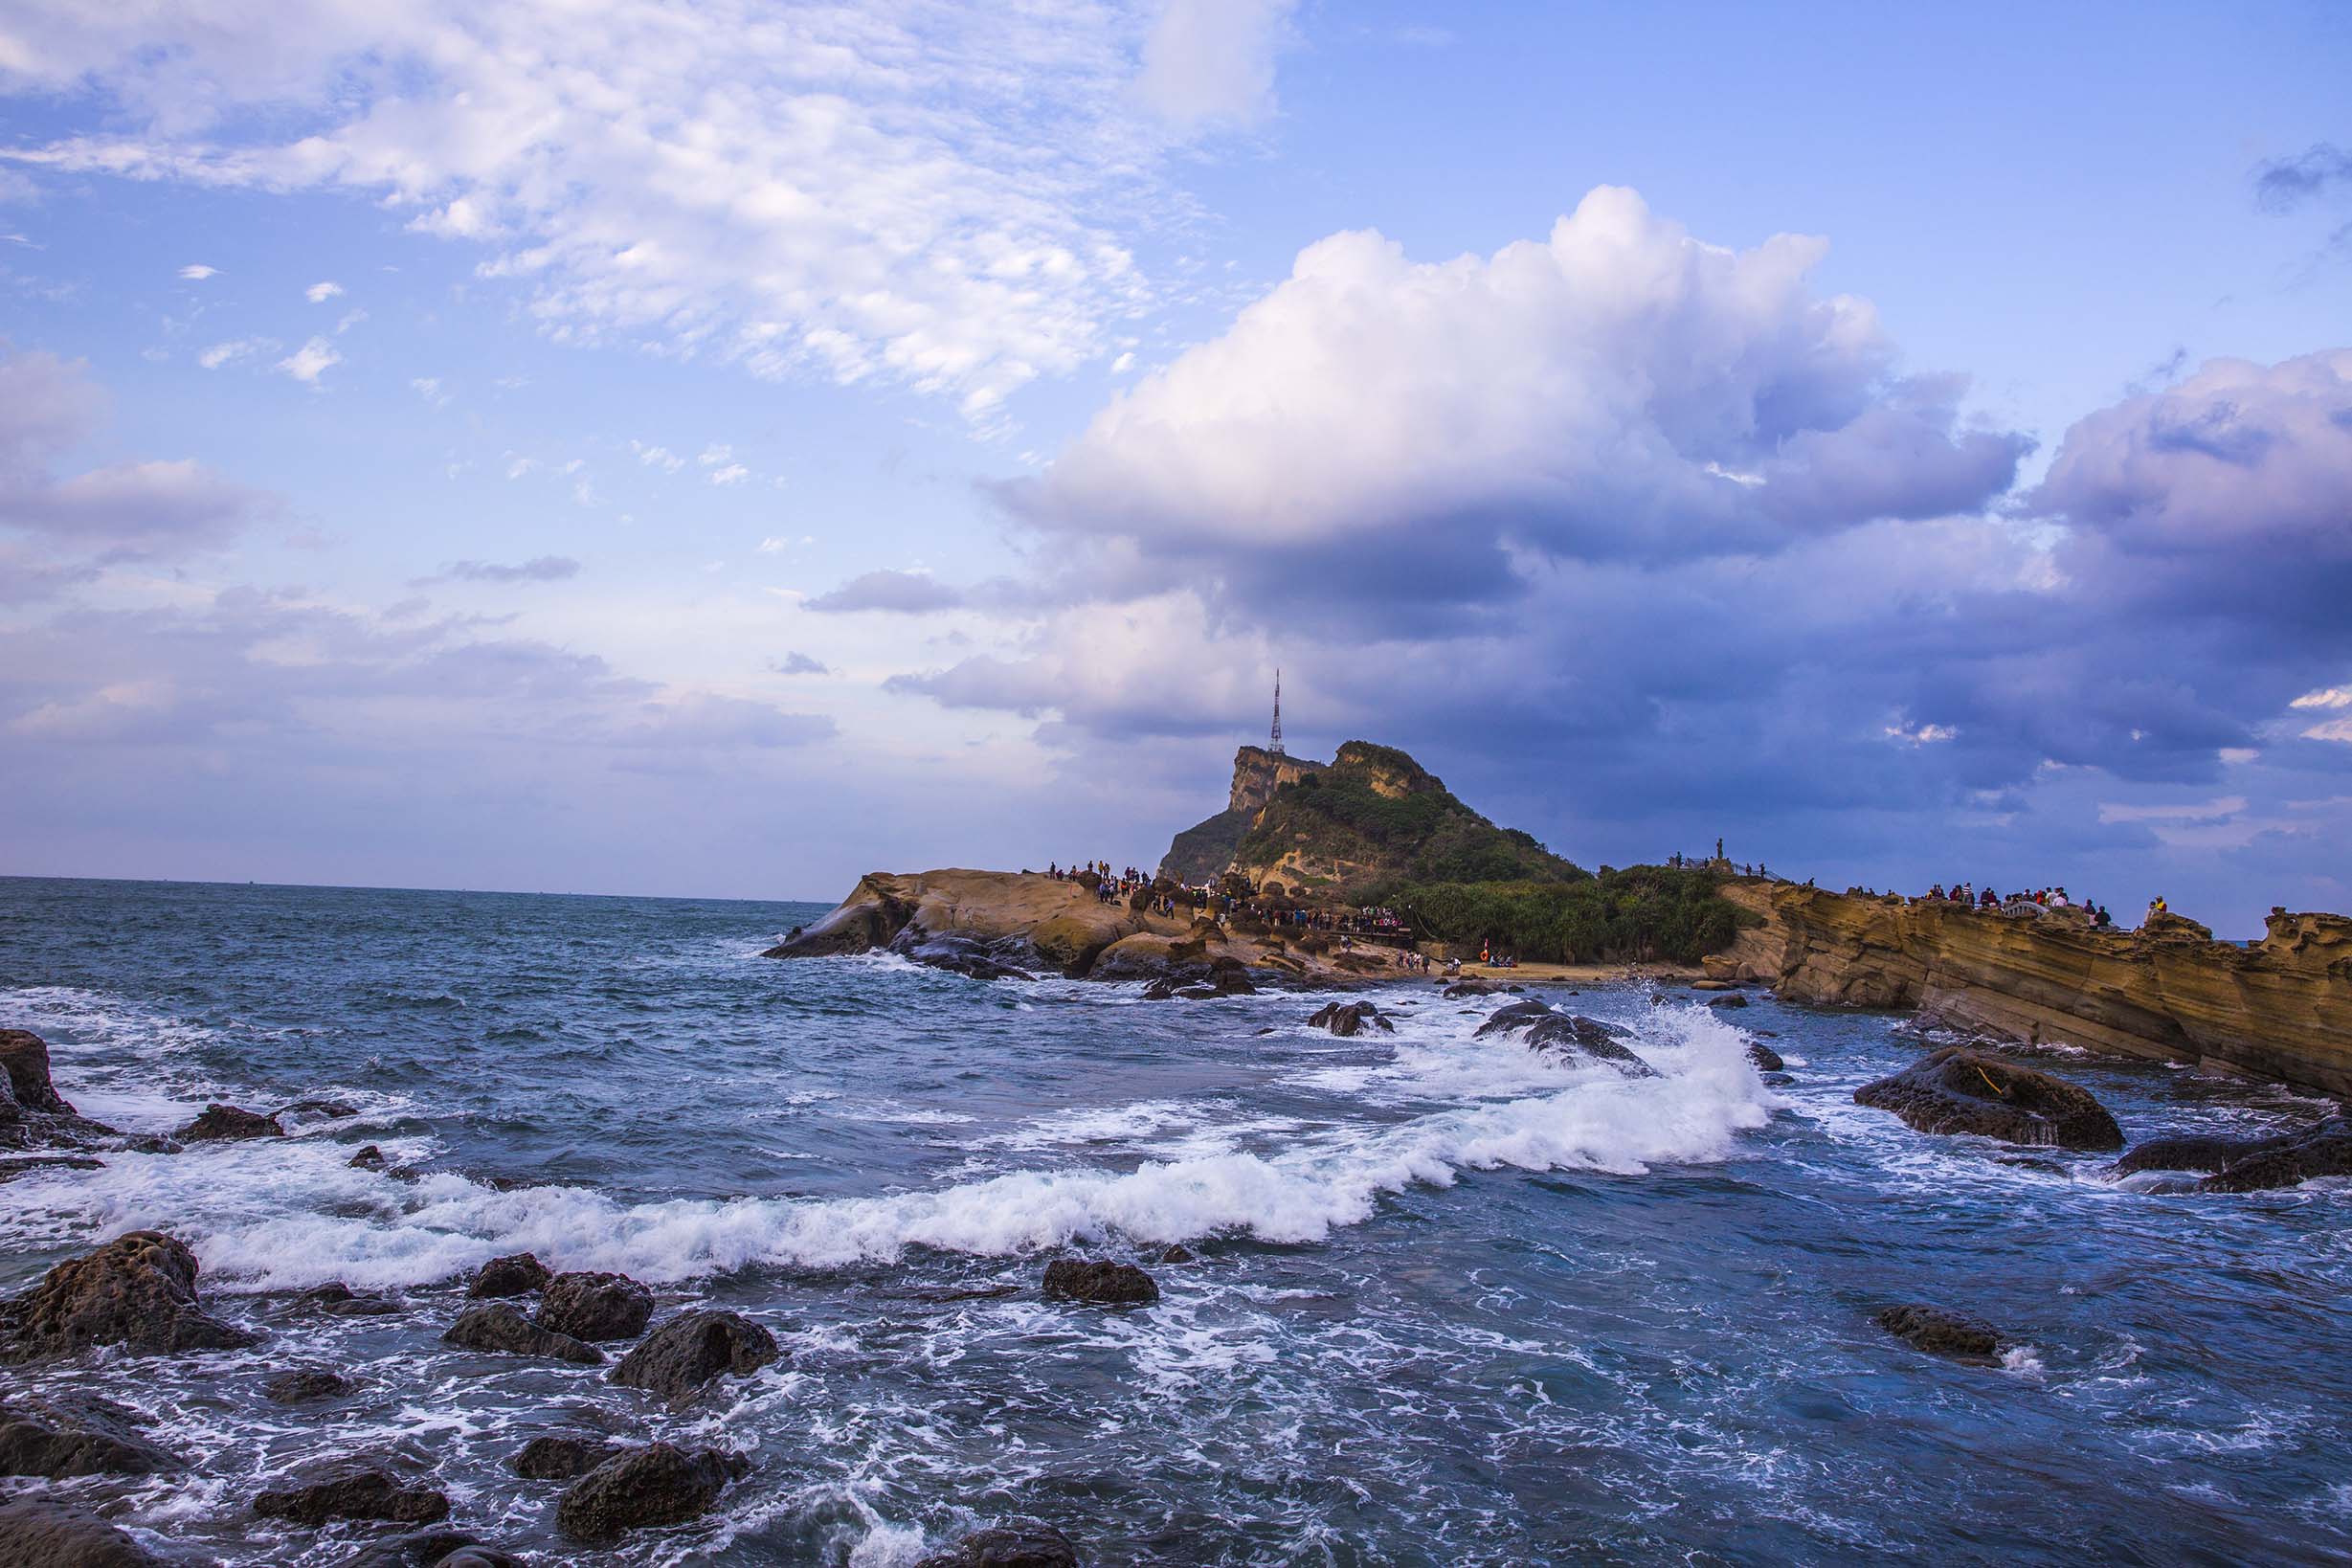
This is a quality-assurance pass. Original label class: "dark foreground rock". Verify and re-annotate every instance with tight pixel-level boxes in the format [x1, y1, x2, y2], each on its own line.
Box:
[2196, 1119, 2352, 1193]
[254, 1468, 451, 1527]
[893, 928, 1036, 982]
[290, 1281, 401, 1318]
[1042, 1259, 1158, 1306]
[1305, 1001, 1392, 1037]
[0, 1030, 127, 1154]
[555, 1442, 748, 1543]
[175, 1104, 284, 1142]
[277, 1098, 359, 1121]
[1442, 979, 1497, 998]
[0, 1495, 168, 1567]
[1877, 1303, 2004, 1361]
[0, 1154, 106, 1180]
[0, 1393, 180, 1477]
[1473, 1002, 1656, 1076]
[1853, 1046, 2122, 1150]
[536, 1270, 653, 1340]
[915, 1522, 1085, 1567]
[262, 1369, 354, 1404]
[2, 1231, 255, 1361]
[466, 1253, 550, 1298]
[513, 1434, 630, 1480]
[348, 1145, 387, 1170]
[1745, 1041, 1785, 1073]
[344, 1529, 524, 1568]
[608, 1309, 780, 1401]
[443, 1304, 602, 1365]
[1709, 994, 1749, 1009]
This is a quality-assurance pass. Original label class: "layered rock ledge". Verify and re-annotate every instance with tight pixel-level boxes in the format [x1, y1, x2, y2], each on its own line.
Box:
[1718, 884, 2352, 1098]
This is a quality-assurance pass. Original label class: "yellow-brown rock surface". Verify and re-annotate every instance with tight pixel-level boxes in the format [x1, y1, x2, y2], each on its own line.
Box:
[1719, 883, 2352, 1097]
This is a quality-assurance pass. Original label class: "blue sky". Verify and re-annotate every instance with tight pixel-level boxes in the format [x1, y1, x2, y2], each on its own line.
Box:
[1, 1, 2348, 934]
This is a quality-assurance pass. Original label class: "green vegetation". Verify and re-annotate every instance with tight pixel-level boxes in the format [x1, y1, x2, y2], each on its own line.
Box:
[1233, 747, 1580, 887]
[1159, 807, 1251, 886]
[1370, 864, 1744, 965]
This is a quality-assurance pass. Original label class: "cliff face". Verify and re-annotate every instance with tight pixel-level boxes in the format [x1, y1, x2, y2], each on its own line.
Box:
[1157, 747, 1330, 885]
[1717, 883, 2352, 1098]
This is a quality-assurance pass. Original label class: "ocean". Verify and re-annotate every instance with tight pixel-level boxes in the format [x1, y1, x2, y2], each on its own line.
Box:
[3, 875, 2347, 1564]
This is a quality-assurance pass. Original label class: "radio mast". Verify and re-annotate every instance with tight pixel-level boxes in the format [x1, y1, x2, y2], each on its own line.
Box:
[1270, 670, 1284, 755]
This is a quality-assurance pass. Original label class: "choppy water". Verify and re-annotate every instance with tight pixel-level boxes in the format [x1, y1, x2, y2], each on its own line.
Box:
[2, 875, 2347, 1565]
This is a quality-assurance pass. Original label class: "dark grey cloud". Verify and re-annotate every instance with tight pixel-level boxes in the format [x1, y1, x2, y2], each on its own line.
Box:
[804, 569, 965, 614]
[411, 555, 581, 586]
[769, 651, 831, 675]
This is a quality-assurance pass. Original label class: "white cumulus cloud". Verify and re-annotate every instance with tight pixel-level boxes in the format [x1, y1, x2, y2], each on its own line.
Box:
[177, 262, 216, 280]
[305, 280, 344, 302]
[274, 337, 342, 384]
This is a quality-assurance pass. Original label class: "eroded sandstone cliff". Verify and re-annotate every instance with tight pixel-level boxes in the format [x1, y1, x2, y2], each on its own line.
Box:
[1717, 883, 2352, 1098]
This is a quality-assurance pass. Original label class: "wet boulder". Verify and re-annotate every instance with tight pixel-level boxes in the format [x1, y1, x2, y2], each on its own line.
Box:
[0, 1495, 169, 1567]
[915, 1522, 1085, 1567]
[1708, 994, 1749, 1009]
[262, 1369, 354, 1405]
[1475, 1003, 1655, 1076]
[1877, 1303, 2004, 1362]
[278, 1098, 359, 1121]
[466, 1253, 550, 1298]
[512, 1434, 630, 1480]
[2197, 1119, 2352, 1193]
[608, 1309, 780, 1402]
[1042, 1259, 1158, 1306]
[175, 1103, 284, 1142]
[443, 1304, 602, 1365]
[1442, 979, 1496, 998]
[1, 1230, 256, 1362]
[892, 929, 1035, 983]
[1853, 1047, 2122, 1151]
[348, 1145, 388, 1170]
[0, 1029, 77, 1116]
[0, 1393, 180, 1477]
[344, 1530, 522, 1568]
[535, 1270, 654, 1341]
[290, 1281, 400, 1318]
[0, 1031, 123, 1153]
[1746, 1042, 1785, 1073]
[0, 1154, 106, 1181]
[555, 1442, 749, 1543]
[254, 1467, 451, 1527]
[1305, 1002, 1392, 1037]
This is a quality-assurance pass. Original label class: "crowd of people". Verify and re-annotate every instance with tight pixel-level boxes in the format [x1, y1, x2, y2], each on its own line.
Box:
[1921, 882, 2116, 927]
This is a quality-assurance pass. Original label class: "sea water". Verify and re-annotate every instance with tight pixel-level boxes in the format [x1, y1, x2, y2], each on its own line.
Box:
[1, 876, 2346, 1564]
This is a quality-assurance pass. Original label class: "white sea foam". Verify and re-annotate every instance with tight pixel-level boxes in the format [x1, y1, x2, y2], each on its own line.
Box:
[0, 995, 1771, 1292]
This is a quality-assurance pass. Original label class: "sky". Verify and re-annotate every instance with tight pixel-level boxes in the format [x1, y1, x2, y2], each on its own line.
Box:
[1, 0, 2348, 935]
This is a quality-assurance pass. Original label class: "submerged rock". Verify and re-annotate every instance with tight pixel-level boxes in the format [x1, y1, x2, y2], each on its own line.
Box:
[0, 1154, 106, 1181]
[513, 1434, 630, 1481]
[535, 1270, 654, 1341]
[262, 1369, 354, 1404]
[466, 1253, 550, 1298]
[254, 1468, 451, 1527]
[1852, 1046, 2122, 1150]
[1305, 1001, 1392, 1037]
[1042, 1259, 1158, 1306]
[555, 1442, 748, 1543]
[175, 1103, 284, 1142]
[608, 1309, 780, 1401]
[1442, 979, 1496, 998]
[348, 1145, 387, 1170]
[1708, 994, 1749, 1009]
[1, 1230, 256, 1362]
[914, 1522, 1085, 1567]
[290, 1281, 400, 1318]
[443, 1304, 603, 1365]
[0, 1393, 180, 1477]
[277, 1098, 359, 1121]
[344, 1530, 522, 1568]
[1877, 1303, 2004, 1361]
[0, 1495, 169, 1567]
[1158, 1243, 1196, 1265]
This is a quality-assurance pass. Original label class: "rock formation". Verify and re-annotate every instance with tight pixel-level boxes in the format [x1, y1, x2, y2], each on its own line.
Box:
[1472, 1001, 1657, 1075]
[0, 1393, 181, 1477]
[1042, 1260, 1158, 1305]
[1721, 884, 2352, 1099]
[555, 1443, 748, 1542]
[442, 1304, 603, 1364]
[1877, 1303, 2004, 1361]
[0, 1495, 171, 1566]
[466, 1253, 550, 1298]
[175, 1104, 285, 1142]
[534, 1270, 653, 1341]
[1853, 1046, 2123, 1150]
[1, 1231, 255, 1361]
[1306, 1001, 1392, 1036]
[915, 1523, 1086, 1567]
[512, 1435, 629, 1480]
[253, 1468, 451, 1527]
[608, 1309, 779, 1401]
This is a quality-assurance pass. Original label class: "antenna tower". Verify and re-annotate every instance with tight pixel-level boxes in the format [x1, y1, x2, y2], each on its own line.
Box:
[1269, 670, 1284, 755]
